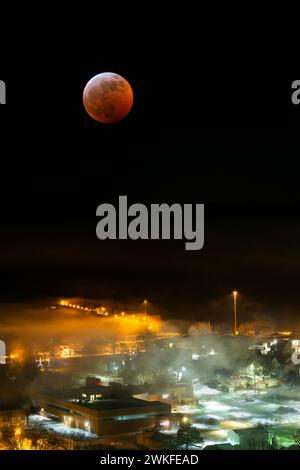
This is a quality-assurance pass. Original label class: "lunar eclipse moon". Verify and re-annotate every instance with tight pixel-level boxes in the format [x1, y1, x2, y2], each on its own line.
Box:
[83, 72, 134, 123]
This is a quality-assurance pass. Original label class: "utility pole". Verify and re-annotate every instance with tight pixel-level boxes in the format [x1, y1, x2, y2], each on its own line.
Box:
[233, 291, 238, 334]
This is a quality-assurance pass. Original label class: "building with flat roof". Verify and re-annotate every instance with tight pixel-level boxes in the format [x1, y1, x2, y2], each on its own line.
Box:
[32, 392, 170, 436]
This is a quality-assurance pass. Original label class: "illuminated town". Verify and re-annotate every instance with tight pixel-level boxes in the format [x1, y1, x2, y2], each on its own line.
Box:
[1, 294, 300, 450]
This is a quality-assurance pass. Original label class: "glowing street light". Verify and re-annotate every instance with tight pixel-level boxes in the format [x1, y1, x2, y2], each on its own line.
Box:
[14, 427, 23, 450]
[14, 427, 22, 437]
[144, 299, 148, 315]
[233, 291, 238, 335]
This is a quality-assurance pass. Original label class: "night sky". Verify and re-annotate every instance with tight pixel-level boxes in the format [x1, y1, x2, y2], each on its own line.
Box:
[0, 28, 299, 325]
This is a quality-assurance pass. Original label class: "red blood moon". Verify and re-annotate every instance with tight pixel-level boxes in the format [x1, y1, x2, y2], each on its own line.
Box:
[82, 72, 134, 123]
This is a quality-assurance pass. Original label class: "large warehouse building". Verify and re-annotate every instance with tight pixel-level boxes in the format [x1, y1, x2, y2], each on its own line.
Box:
[33, 392, 170, 436]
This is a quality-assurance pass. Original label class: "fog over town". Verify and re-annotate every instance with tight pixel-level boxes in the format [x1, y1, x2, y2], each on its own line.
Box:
[1, 295, 300, 450]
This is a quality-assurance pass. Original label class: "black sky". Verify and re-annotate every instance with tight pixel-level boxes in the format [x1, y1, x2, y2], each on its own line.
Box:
[0, 26, 299, 324]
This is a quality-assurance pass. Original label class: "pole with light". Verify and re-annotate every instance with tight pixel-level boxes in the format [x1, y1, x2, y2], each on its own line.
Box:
[144, 299, 148, 315]
[182, 416, 189, 450]
[14, 427, 22, 450]
[233, 291, 238, 335]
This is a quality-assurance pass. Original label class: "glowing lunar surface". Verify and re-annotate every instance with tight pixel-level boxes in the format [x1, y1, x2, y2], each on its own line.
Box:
[83, 72, 133, 123]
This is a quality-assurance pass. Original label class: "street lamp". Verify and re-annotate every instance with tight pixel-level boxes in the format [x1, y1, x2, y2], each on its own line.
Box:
[14, 427, 21, 437]
[14, 427, 22, 450]
[144, 299, 148, 315]
[233, 291, 238, 335]
[181, 416, 191, 450]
